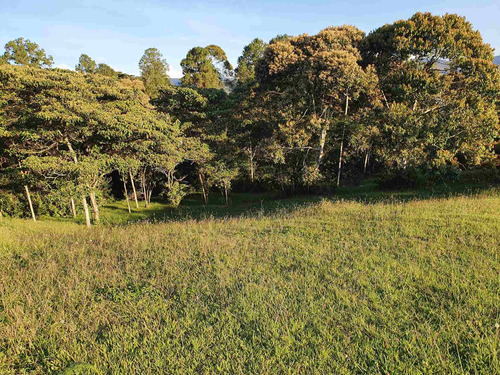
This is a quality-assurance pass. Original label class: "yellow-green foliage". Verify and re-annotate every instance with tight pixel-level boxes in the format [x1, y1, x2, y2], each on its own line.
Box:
[0, 191, 499, 373]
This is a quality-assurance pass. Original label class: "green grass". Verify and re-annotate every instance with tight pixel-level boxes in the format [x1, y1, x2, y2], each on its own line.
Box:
[0, 185, 499, 374]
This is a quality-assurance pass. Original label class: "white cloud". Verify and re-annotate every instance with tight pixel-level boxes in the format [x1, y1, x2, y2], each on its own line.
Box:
[169, 68, 183, 78]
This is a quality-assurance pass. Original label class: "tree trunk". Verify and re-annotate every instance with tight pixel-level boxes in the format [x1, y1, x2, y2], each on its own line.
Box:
[141, 171, 149, 208]
[24, 185, 36, 222]
[337, 95, 349, 188]
[317, 125, 327, 170]
[249, 146, 255, 183]
[129, 170, 139, 209]
[198, 172, 207, 204]
[336, 139, 344, 188]
[66, 137, 91, 228]
[363, 150, 370, 173]
[123, 178, 131, 213]
[224, 185, 229, 206]
[82, 195, 91, 228]
[89, 191, 100, 223]
[0, 210, 3, 221]
[70, 198, 77, 218]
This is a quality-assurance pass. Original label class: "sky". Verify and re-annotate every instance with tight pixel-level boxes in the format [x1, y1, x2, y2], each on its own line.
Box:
[1, 0, 498, 77]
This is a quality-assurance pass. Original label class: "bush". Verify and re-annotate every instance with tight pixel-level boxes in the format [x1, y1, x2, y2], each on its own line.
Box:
[378, 166, 462, 189]
[164, 181, 190, 208]
[460, 167, 499, 184]
[0, 191, 24, 217]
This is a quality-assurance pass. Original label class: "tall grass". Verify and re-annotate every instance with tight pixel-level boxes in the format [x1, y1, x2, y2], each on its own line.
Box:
[0, 189, 499, 373]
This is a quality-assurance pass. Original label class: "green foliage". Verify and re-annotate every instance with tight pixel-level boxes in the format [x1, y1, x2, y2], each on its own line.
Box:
[75, 54, 97, 74]
[163, 181, 190, 208]
[139, 47, 170, 98]
[95, 63, 118, 78]
[0, 190, 23, 217]
[236, 38, 267, 84]
[2, 37, 53, 68]
[256, 25, 379, 187]
[181, 45, 233, 89]
[378, 165, 462, 189]
[1, 11, 499, 214]
[0, 64, 188, 219]
[362, 12, 500, 168]
[153, 85, 208, 124]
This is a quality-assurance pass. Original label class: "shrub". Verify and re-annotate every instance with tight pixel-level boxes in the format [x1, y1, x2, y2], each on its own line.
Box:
[164, 181, 190, 208]
[0, 191, 24, 217]
[461, 167, 500, 184]
[378, 165, 462, 189]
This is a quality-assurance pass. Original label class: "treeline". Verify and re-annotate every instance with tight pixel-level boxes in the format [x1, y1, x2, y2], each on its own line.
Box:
[1, 12, 499, 223]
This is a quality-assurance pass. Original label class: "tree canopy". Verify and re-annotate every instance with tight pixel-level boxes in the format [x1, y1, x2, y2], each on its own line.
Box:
[1, 12, 499, 220]
[2, 38, 53, 68]
[75, 54, 97, 74]
[181, 45, 233, 89]
[361, 12, 500, 168]
[236, 38, 267, 84]
[139, 47, 170, 98]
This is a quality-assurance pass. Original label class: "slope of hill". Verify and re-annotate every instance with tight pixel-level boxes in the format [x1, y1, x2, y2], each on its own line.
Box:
[1, 187, 499, 373]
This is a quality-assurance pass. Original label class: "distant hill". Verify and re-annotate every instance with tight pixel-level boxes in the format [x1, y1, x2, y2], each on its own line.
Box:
[170, 78, 181, 86]
[494, 56, 500, 65]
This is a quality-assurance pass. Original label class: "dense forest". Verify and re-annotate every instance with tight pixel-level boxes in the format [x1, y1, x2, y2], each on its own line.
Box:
[1, 12, 499, 225]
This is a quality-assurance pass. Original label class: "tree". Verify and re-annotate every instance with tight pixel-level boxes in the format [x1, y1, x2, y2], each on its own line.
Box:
[95, 63, 118, 78]
[361, 12, 500, 169]
[0, 64, 185, 224]
[139, 48, 170, 98]
[75, 54, 97, 74]
[181, 45, 233, 89]
[236, 38, 267, 84]
[2, 38, 53, 68]
[257, 26, 378, 187]
[153, 85, 207, 125]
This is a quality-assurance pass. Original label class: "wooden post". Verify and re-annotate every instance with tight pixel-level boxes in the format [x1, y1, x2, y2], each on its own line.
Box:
[24, 185, 36, 222]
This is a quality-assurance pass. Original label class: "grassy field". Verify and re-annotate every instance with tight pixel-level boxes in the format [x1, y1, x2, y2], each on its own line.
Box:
[0, 185, 499, 374]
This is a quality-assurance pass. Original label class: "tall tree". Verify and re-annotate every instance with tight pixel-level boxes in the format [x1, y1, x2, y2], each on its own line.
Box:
[361, 12, 500, 169]
[139, 48, 170, 98]
[2, 38, 53, 68]
[236, 38, 267, 84]
[75, 54, 97, 74]
[257, 26, 378, 186]
[95, 63, 118, 78]
[0, 64, 185, 222]
[181, 45, 233, 89]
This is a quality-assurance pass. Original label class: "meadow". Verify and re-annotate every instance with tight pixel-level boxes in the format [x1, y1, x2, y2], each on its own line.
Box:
[0, 184, 499, 374]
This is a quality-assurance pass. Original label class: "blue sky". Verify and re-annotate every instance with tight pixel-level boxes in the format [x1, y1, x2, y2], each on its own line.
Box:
[1, 0, 498, 77]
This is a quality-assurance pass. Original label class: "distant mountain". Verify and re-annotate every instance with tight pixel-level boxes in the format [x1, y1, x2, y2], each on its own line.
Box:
[494, 56, 500, 65]
[170, 78, 181, 86]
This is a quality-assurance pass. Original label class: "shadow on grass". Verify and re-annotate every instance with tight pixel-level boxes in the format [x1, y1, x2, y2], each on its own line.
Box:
[93, 180, 498, 226]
